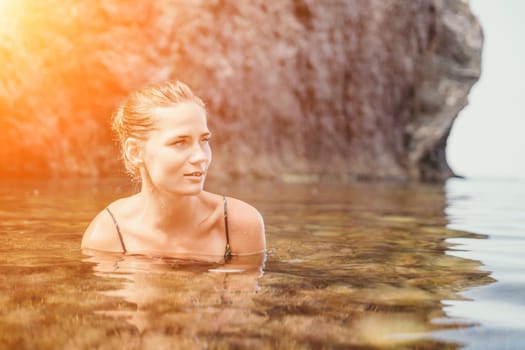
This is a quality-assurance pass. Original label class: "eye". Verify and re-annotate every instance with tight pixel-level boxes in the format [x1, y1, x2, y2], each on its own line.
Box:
[170, 140, 187, 147]
[201, 136, 211, 143]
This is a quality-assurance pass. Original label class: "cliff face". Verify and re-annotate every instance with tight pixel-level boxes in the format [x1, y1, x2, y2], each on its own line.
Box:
[0, 0, 482, 181]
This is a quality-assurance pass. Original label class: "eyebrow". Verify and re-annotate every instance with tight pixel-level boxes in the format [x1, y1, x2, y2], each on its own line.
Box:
[166, 132, 212, 142]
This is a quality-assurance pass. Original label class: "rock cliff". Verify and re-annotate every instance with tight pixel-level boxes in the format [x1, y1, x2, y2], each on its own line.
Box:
[0, 0, 482, 181]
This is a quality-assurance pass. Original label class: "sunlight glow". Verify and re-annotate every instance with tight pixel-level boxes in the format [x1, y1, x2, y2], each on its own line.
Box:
[0, 1, 18, 32]
[0, 0, 15, 15]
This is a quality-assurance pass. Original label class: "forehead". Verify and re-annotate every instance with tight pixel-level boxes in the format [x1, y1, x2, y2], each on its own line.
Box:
[150, 102, 208, 134]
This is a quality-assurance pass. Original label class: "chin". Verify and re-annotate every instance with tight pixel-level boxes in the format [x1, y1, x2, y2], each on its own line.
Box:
[177, 184, 205, 196]
[185, 188, 204, 196]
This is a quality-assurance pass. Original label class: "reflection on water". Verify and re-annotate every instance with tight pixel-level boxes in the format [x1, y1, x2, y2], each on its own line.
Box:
[0, 178, 518, 349]
[83, 251, 265, 348]
[432, 178, 525, 349]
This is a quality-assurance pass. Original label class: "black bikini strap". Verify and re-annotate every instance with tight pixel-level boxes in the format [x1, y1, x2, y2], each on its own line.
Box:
[105, 207, 127, 253]
[223, 196, 231, 258]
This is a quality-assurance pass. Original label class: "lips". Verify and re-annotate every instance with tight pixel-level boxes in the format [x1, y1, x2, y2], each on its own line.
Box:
[184, 171, 205, 177]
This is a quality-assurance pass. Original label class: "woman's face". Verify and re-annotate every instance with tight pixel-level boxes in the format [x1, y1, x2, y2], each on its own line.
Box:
[140, 101, 212, 195]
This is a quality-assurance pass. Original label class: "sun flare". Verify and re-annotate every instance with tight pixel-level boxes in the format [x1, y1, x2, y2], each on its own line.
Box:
[0, 0, 18, 30]
[0, 0, 13, 13]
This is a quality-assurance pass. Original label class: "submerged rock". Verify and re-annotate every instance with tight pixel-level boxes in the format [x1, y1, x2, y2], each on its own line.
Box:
[0, 0, 482, 181]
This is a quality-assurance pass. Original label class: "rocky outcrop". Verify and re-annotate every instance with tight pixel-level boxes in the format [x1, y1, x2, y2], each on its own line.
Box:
[409, 0, 483, 181]
[0, 0, 482, 181]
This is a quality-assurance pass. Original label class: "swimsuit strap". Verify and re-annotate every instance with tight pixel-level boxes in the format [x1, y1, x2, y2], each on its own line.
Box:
[105, 207, 127, 253]
[105, 202, 229, 258]
[223, 196, 232, 259]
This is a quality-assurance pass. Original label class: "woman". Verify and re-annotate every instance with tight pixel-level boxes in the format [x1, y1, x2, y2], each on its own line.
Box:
[81, 81, 266, 260]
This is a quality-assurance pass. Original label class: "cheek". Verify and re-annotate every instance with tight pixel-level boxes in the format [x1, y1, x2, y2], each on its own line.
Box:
[145, 148, 185, 171]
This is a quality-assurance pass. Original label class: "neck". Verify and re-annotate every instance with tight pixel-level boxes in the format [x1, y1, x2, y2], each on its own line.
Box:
[137, 181, 200, 234]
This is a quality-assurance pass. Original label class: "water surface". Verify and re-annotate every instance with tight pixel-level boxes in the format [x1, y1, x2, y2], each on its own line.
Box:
[0, 178, 522, 349]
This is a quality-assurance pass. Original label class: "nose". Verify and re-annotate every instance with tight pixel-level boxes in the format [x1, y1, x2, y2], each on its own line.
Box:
[189, 142, 211, 165]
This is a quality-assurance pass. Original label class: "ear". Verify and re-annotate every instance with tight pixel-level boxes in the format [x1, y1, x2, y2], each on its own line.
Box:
[124, 137, 144, 166]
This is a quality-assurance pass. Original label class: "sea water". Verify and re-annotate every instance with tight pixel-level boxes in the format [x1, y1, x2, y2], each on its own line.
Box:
[0, 177, 523, 349]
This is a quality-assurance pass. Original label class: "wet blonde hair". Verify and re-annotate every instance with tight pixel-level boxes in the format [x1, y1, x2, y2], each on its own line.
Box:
[112, 80, 205, 177]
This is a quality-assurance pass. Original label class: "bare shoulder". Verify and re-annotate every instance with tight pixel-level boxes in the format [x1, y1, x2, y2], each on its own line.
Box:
[225, 196, 266, 255]
[81, 200, 127, 253]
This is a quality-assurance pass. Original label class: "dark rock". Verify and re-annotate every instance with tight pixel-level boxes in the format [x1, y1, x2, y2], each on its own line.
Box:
[0, 0, 482, 181]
